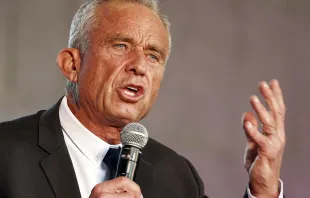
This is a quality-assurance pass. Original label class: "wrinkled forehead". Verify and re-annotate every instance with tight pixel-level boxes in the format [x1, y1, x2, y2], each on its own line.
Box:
[94, 2, 170, 51]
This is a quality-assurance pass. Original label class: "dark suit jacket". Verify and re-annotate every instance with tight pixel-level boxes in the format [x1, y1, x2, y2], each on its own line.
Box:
[0, 99, 208, 198]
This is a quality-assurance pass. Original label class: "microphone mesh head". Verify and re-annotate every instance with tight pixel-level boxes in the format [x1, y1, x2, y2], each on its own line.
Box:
[120, 123, 148, 149]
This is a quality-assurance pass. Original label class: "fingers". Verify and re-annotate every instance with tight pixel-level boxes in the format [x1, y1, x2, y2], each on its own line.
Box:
[250, 95, 276, 135]
[250, 80, 285, 135]
[243, 121, 267, 150]
[91, 192, 134, 198]
[242, 112, 258, 128]
[243, 79, 286, 149]
[242, 79, 286, 190]
[260, 80, 285, 124]
[242, 112, 259, 144]
[270, 79, 285, 111]
[259, 81, 280, 120]
[98, 177, 141, 193]
[90, 177, 141, 198]
[242, 112, 260, 171]
[270, 80, 286, 137]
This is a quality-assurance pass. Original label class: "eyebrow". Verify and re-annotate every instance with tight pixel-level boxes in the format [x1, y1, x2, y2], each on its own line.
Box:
[106, 34, 168, 59]
[107, 34, 135, 44]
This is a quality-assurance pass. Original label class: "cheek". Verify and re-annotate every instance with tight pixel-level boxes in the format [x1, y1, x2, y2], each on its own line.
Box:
[149, 70, 164, 98]
[154, 69, 164, 86]
[78, 67, 96, 95]
[79, 63, 109, 101]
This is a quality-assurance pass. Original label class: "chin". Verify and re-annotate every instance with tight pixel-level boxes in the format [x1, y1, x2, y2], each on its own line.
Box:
[109, 109, 142, 124]
[107, 101, 149, 124]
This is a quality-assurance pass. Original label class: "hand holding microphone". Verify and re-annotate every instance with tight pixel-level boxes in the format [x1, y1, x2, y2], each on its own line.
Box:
[89, 177, 142, 198]
[89, 123, 148, 198]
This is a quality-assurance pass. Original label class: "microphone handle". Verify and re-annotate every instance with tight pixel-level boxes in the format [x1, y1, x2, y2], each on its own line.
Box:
[115, 145, 141, 181]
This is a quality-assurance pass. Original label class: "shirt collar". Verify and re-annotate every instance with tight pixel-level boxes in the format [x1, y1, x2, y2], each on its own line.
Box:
[59, 96, 121, 166]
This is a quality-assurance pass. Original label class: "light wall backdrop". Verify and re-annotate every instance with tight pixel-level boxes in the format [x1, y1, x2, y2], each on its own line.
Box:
[0, 0, 309, 197]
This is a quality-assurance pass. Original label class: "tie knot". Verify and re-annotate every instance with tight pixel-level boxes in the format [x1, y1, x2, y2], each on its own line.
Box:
[105, 147, 121, 159]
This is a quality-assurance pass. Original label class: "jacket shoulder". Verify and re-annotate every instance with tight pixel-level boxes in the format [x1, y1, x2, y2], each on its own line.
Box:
[143, 138, 180, 160]
[0, 110, 46, 141]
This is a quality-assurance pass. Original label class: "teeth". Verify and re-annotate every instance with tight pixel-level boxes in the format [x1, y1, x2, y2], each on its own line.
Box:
[127, 86, 138, 92]
[124, 89, 135, 96]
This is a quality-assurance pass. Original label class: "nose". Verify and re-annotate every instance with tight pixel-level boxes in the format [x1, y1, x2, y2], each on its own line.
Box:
[125, 49, 147, 76]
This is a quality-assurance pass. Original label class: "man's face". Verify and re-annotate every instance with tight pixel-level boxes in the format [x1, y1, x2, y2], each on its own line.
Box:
[77, 2, 170, 127]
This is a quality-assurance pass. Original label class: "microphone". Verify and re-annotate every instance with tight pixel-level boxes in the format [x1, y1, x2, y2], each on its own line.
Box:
[115, 123, 149, 181]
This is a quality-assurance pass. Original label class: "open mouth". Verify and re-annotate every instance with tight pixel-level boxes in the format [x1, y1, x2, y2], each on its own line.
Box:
[118, 84, 145, 103]
[124, 86, 139, 97]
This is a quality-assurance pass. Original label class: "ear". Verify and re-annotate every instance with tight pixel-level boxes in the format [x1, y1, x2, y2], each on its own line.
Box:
[56, 48, 81, 83]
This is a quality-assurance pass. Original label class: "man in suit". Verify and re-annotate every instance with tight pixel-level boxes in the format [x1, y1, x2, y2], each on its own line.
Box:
[0, 0, 286, 197]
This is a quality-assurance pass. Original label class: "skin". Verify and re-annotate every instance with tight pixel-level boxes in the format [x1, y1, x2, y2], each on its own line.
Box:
[57, 1, 169, 145]
[243, 80, 286, 197]
[90, 177, 142, 198]
[57, 1, 286, 197]
[57, 2, 168, 196]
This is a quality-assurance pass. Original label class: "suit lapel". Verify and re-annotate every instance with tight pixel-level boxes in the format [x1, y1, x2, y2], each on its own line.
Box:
[37, 98, 153, 198]
[38, 98, 81, 198]
[40, 144, 81, 198]
[135, 154, 154, 198]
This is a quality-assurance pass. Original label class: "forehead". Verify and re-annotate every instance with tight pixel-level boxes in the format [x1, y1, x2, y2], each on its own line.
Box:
[95, 2, 170, 49]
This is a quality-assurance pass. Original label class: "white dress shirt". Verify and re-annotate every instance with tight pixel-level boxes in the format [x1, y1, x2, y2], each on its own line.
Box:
[59, 96, 121, 198]
[59, 96, 283, 198]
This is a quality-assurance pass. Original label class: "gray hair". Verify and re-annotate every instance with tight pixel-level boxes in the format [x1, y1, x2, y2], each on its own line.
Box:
[66, 0, 171, 106]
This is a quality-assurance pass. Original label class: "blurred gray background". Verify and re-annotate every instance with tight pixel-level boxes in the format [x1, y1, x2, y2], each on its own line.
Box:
[0, 0, 309, 197]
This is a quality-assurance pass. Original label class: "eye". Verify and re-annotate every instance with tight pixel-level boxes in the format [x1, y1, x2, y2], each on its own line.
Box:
[114, 43, 127, 50]
[148, 53, 160, 62]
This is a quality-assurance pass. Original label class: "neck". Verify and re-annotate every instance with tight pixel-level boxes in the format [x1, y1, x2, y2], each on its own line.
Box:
[66, 96, 122, 145]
